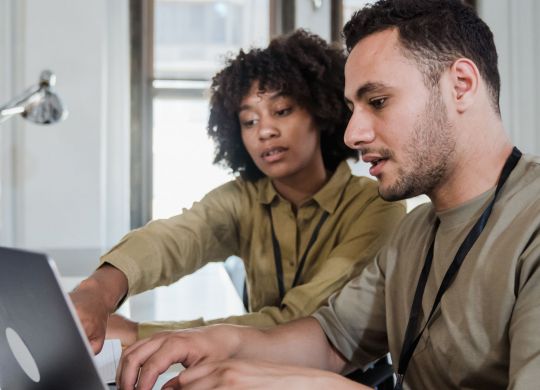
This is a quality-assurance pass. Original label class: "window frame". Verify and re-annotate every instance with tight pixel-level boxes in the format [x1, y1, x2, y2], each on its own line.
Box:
[130, 0, 443, 227]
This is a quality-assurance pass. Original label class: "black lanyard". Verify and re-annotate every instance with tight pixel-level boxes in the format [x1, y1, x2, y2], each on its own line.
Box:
[267, 206, 329, 302]
[395, 147, 522, 389]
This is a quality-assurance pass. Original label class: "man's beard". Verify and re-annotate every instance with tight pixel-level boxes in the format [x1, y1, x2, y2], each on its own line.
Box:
[379, 88, 456, 202]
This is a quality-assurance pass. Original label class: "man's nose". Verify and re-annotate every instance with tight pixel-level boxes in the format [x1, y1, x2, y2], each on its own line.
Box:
[344, 109, 375, 149]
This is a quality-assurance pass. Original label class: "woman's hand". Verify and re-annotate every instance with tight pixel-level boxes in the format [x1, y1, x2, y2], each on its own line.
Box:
[69, 264, 128, 354]
[106, 313, 138, 347]
[70, 285, 110, 354]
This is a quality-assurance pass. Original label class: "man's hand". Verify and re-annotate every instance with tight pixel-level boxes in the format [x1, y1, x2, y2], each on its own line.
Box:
[115, 318, 349, 389]
[69, 264, 128, 354]
[163, 359, 371, 390]
[116, 325, 242, 390]
[106, 314, 138, 347]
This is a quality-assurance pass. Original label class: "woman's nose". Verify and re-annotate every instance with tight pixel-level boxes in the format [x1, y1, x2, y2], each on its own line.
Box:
[258, 117, 279, 140]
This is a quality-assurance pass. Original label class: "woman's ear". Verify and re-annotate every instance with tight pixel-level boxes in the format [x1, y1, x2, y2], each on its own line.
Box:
[450, 58, 479, 113]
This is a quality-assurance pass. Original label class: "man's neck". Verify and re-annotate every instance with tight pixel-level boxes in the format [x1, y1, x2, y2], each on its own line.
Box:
[429, 140, 514, 212]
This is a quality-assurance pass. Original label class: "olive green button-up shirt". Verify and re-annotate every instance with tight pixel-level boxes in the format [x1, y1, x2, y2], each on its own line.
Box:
[100, 161, 405, 339]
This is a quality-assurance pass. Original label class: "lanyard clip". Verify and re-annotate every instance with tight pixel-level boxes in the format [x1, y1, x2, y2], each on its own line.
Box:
[394, 374, 404, 390]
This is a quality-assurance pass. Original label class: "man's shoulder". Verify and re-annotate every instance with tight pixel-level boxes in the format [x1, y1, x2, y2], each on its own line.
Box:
[385, 202, 434, 243]
[518, 153, 540, 179]
[506, 153, 540, 200]
[402, 202, 434, 222]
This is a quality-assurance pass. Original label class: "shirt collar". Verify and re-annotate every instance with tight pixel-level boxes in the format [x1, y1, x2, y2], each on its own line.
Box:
[257, 160, 353, 214]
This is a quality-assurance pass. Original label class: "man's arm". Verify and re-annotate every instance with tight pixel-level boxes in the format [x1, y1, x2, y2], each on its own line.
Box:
[117, 317, 348, 390]
[508, 238, 540, 388]
[171, 358, 370, 390]
[70, 264, 128, 353]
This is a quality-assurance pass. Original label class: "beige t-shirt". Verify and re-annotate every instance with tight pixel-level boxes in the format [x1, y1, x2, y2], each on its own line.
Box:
[314, 154, 540, 389]
[101, 161, 405, 338]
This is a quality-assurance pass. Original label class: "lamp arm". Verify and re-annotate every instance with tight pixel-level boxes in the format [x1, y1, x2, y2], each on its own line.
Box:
[0, 85, 41, 123]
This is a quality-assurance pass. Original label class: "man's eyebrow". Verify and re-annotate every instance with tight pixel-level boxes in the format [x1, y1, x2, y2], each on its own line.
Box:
[354, 82, 388, 100]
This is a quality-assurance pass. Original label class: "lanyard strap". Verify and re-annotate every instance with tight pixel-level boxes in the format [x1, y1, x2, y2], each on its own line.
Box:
[395, 147, 522, 389]
[267, 206, 329, 302]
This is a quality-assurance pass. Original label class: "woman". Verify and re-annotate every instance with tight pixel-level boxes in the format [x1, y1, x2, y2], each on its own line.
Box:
[71, 29, 405, 352]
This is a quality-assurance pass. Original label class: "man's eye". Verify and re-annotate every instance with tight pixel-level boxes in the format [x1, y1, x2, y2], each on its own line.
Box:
[369, 97, 387, 110]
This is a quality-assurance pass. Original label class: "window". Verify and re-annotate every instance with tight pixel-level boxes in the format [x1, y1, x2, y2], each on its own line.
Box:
[127, 0, 270, 321]
[342, 0, 373, 23]
[152, 0, 269, 219]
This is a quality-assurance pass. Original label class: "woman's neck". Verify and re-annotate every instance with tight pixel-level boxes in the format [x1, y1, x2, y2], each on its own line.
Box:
[272, 166, 329, 208]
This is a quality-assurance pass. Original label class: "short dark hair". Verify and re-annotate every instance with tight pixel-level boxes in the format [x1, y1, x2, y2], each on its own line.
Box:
[207, 29, 356, 182]
[343, 0, 500, 113]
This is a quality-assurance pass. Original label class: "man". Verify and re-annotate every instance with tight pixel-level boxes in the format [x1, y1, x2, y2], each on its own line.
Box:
[115, 1, 540, 389]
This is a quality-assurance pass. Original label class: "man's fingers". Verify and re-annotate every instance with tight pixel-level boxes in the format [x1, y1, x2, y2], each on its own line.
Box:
[117, 333, 186, 389]
[135, 339, 192, 390]
[177, 363, 217, 387]
[160, 375, 181, 390]
[177, 365, 225, 390]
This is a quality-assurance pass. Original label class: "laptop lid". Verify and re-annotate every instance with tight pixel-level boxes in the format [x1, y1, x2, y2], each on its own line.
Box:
[0, 246, 109, 390]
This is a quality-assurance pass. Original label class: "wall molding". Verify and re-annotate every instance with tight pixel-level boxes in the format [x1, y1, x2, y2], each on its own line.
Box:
[0, 0, 25, 246]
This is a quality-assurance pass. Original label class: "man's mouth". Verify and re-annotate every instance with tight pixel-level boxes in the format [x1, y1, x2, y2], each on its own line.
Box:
[361, 153, 391, 177]
[362, 154, 389, 166]
[370, 157, 386, 166]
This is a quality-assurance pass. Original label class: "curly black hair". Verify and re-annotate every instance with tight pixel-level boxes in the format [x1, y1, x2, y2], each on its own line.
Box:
[207, 29, 356, 182]
[343, 0, 500, 113]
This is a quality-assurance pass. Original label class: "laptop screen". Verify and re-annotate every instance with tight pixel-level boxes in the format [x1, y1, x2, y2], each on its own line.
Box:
[0, 247, 108, 390]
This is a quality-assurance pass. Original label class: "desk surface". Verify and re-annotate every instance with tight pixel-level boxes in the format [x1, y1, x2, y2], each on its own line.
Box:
[61, 262, 246, 322]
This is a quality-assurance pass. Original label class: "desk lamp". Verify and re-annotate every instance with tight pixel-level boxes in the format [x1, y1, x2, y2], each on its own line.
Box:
[0, 70, 68, 125]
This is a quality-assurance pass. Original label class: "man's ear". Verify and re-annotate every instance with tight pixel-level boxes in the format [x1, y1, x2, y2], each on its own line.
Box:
[450, 58, 479, 113]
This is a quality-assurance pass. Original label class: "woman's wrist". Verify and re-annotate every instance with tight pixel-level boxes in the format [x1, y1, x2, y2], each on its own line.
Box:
[78, 264, 128, 313]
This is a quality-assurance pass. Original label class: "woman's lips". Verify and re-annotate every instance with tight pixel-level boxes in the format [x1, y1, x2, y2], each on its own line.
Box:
[261, 147, 287, 162]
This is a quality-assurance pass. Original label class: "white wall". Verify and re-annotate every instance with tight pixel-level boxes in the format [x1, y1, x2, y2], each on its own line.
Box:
[0, 0, 130, 275]
[479, 0, 540, 155]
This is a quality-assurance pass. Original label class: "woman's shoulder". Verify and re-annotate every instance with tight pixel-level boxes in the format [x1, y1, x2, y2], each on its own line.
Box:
[201, 175, 270, 206]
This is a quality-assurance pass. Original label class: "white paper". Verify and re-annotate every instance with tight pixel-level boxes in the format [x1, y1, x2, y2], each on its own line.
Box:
[94, 339, 122, 384]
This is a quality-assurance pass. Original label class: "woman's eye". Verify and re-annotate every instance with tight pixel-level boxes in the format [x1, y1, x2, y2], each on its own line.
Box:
[241, 119, 257, 128]
[275, 107, 292, 116]
[369, 97, 387, 110]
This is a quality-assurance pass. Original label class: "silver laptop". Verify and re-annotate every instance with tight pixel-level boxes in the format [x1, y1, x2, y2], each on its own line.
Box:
[0, 246, 114, 390]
